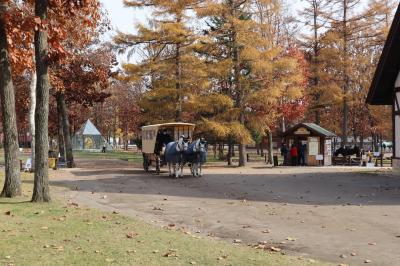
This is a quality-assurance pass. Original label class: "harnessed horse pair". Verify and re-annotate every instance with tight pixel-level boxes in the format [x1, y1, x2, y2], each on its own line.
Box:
[164, 136, 207, 178]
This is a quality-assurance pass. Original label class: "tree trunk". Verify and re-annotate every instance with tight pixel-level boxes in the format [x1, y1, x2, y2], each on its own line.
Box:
[238, 113, 246, 167]
[175, 15, 182, 121]
[57, 101, 65, 162]
[123, 124, 128, 150]
[32, 0, 51, 202]
[341, 0, 349, 147]
[267, 130, 274, 165]
[218, 143, 224, 160]
[260, 140, 264, 157]
[56, 93, 74, 168]
[0, 5, 22, 198]
[29, 71, 36, 169]
[227, 141, 233, 166]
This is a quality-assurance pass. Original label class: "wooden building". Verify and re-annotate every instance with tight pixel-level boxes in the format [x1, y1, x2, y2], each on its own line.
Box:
[367, 4, 400, 169]
[282, 123, 336, 166]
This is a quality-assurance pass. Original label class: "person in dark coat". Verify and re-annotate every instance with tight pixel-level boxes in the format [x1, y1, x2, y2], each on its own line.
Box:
[299, 143, 307, 166]
[155, 130, 173, 155]
[280, 143, 288, 165]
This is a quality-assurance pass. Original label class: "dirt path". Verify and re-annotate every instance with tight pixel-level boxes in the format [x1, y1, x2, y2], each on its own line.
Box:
[51, 159, 400, 266]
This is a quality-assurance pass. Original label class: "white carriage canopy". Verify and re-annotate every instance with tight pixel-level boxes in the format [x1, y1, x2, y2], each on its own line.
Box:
[141, 122, 195, 154]
[72, 119, 106, 151]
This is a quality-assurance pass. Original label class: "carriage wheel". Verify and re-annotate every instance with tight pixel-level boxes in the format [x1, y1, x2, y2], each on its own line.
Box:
[143, 154, 150, 172]
[155, 156, 161, 175]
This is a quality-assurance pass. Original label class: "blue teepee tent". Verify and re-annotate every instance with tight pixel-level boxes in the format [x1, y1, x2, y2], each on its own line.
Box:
[72, 120, 105, 151]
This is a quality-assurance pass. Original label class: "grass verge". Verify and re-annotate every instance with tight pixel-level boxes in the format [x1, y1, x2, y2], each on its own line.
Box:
[0, 174, 326, 266]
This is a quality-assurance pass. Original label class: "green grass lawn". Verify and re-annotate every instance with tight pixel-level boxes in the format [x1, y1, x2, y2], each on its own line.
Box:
[74, 150, 143, 163]
[0, 174, 326, 266]
[74, 150, 226, 164]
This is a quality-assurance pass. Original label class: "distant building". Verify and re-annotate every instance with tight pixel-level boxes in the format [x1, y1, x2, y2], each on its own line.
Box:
[72, 119, 107, 151]
[367, 4, 400, 169]
[282, 123, 336, 166]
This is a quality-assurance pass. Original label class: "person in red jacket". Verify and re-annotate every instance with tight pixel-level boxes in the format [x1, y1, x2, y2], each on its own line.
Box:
[290, 144, 298, 166]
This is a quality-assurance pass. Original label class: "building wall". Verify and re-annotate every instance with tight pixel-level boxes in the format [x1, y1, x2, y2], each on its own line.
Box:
[396, 115, 400, 159]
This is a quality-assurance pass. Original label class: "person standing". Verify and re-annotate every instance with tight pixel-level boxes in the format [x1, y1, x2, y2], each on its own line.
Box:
[280, 143, 288, 165]
[102, 140, 107, 153]
[290, 144, 298, 166]
[299, 143, 307, 166]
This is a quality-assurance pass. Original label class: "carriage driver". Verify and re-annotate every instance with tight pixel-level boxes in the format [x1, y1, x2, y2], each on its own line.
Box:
[155, 129, 173, 155]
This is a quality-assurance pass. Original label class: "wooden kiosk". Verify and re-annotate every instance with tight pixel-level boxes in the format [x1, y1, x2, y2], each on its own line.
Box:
[282, 123, 336, 166]
[367, 3, 400, 170]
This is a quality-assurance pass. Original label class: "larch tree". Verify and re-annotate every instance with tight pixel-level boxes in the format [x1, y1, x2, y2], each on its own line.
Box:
[299, 0, 334, 125]
[318, 0, 395, 143]
[197, 0, 306, 166]
[322, 0, 379, 145]
[115, 0, 208, 124]
[0, 0, 21, 197]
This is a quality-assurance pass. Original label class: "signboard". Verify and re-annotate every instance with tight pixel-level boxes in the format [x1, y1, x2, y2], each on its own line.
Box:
[316, 155, 324, 161]
[294, 127, 311, 135]
[325, 139, 332, 156]
[308, 137, 319, 156]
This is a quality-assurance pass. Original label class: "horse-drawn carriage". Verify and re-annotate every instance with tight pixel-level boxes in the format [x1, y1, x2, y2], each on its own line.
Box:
[141, 122, 206, 177]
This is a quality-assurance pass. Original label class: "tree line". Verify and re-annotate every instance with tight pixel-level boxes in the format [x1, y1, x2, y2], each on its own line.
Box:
[0, 0, 395, 200]
[0, 0, 119, 201]
[116, 0, 394, 165]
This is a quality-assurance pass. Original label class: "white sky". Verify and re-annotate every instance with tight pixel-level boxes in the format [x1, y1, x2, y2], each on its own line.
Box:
[100, 0, 307, 64]
[100, 0, 308, 35]
[100, 0, 368, 64]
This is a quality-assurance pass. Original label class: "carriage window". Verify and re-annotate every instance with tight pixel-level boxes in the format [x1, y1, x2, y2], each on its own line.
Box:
[143, 130, 156, 140]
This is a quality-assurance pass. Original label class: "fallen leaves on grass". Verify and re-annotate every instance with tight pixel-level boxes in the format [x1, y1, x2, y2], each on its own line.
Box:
[126, 232, 138, 239]
[217, 254, 228, 260]
[163, 249, 178, 258]
[269, 247, 282, 252]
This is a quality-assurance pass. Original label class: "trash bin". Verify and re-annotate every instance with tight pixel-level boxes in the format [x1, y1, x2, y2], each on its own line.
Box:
[48, 158, 58, 170]
[273, 155, 279, 167]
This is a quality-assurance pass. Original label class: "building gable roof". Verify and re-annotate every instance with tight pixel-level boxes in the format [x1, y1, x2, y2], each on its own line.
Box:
[283, 123, 336, 138]
[77, 119, 102, 136]
[367, 3, 400, 105]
